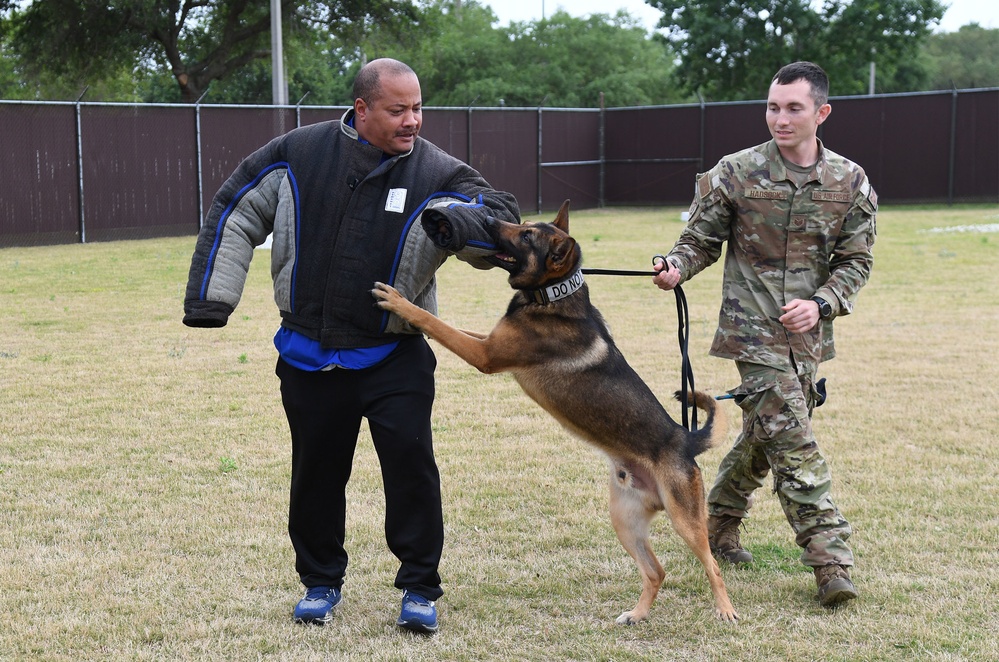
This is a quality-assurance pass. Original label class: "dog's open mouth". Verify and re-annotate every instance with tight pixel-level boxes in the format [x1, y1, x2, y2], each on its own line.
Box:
[486, 251, 517, 272]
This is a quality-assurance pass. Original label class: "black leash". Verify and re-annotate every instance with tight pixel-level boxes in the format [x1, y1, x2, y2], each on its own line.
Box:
[580, 257, 698, 431]
[580, 268, 657, 277]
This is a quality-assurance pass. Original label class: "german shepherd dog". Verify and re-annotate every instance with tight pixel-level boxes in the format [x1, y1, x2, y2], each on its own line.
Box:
[371, 201, 737, 624]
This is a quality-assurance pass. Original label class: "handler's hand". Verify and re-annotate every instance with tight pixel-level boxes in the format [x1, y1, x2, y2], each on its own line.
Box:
[653, 257, 681, 291]
[779, 298, 821, 333]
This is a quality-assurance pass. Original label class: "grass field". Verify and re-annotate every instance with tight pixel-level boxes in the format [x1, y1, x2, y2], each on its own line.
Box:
[1, 205, 997, 661]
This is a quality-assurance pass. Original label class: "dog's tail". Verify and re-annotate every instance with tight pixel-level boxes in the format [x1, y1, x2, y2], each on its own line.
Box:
[674, 390, 728, 458]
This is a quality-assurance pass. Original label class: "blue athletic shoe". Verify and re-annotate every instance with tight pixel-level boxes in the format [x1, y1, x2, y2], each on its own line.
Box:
[293, 586, 342, 625]
[396, 589, 438, 633]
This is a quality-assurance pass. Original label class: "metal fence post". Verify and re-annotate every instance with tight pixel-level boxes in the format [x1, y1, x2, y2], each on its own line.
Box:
[598, 92, 606, 208]
[195, 90, 209, 229]
[466, 96, 479, 166]
[74, 88, 88, 243]
[948, 85, 958, 206]
[698, 92, 706, 173]
[537, 105, 544, 214]
[296, 91, 310, 129]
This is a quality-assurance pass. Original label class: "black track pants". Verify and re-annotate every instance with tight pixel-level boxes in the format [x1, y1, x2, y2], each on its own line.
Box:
[276, 336, 444, 600]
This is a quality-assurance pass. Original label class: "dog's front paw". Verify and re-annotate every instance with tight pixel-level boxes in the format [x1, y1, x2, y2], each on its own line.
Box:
[371, 282, 402, 311]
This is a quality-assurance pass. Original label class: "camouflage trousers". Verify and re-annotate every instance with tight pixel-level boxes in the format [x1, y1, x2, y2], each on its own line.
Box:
[707, 361, 854, 568]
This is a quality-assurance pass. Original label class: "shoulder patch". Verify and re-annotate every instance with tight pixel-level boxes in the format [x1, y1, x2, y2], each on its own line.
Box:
[859, 178, 879, 209]
[697, 173, 712, 199]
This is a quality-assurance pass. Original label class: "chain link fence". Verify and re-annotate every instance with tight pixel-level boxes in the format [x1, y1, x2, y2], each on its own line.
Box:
[2, 88, 997, 248]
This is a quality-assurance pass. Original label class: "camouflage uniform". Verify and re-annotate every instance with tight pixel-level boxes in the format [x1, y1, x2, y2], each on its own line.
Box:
[666, 139, 876, 568]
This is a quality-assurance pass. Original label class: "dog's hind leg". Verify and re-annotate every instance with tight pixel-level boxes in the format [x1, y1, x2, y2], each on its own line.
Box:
[661, 466, 739, 623]
[607, 462, 666, 625]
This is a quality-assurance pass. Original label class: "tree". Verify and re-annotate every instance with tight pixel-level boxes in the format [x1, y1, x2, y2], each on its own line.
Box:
[922, 24, 999, 89]
[365, 2, 685, 107]
[501, 10, 683, 107]
[360, 0, 511, 106]
[1, 0, 683, 106]
[4, 0, 419, 103]
[155, 17, 357, 104]
[646, 0, 946, 100]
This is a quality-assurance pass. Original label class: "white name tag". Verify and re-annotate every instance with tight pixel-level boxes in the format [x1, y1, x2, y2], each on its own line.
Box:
[385, 188, 407, 213]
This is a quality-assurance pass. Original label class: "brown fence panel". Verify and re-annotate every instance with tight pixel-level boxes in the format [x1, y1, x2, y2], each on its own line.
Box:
[298, 107, 348, 129]
[0, 103, 80, 246]
[424, 107, 561, 215]
[198, 106, 299, 226]
[954, 89, 999, 202]
[604, 105, 704, 206]
[702, 101, 772, 168]
[464, 109, 538, 215]
[538, 109, 601, 213]
[822, 94, 949, 203]
[79, 105, 198, 242]
[420, 108, 470, 164]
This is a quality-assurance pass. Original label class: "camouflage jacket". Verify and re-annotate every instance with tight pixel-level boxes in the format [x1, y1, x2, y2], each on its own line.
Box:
[667, 139, 877, 370]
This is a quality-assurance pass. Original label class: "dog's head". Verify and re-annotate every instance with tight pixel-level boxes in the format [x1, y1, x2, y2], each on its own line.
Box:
[485, 199, 580, 290]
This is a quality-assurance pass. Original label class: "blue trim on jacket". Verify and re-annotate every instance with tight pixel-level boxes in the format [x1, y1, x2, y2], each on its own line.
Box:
[379, 192, 496, 332]
[199, 162, 294, 301]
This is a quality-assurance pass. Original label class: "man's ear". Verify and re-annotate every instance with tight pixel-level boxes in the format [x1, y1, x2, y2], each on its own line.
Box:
[354, 98, 368, 122]
[816, 102, 831, 126]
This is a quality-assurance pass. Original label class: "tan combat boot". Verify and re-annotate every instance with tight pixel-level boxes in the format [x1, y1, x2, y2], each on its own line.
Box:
[707, 514, 753, 564]
[814, 564, 858, 606]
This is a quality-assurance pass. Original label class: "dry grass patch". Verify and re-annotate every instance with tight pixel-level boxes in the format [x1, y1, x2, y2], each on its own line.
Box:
[1, 205, 997, 660]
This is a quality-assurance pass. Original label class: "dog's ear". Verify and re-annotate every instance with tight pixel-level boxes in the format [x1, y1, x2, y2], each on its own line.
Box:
[549, 234, 577, 266]
[553, 199, 571, 233]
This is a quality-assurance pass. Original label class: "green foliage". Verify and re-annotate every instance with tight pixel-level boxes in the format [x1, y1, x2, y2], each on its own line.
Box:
[196, 17, 359, 105]
[363, 3, 685, 107]
[366, 0, 510, 106]
[0, 4, 142, 100]
[2, 0, 991, 105]
[1, 0, 419, 103]
[922, 24, 999, 89]
[9, 0, 144, 84]
[499, 10, 683, 107]
[0, 0, 682, 106]
[647, 0, 946, 100]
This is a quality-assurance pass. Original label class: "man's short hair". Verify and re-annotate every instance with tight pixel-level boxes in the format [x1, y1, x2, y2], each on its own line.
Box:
[773, 61, 829, 108]
[352, 59, 417, 106]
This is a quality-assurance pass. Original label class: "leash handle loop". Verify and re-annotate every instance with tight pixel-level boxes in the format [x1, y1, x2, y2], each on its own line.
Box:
[653, 255, 697, 431]
[675, 284, 697, 431]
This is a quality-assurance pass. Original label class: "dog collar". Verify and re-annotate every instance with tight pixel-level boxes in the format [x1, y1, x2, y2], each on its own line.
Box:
[531, 268, 584, 305]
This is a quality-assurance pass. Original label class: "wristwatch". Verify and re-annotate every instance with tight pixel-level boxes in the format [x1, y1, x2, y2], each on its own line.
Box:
[811, 296, 833, 320]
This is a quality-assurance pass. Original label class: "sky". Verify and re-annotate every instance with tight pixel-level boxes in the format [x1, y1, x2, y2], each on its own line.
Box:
[486, 0, 999, 33]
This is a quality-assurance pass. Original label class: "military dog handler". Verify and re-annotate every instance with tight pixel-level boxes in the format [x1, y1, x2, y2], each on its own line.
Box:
[653, 61, 877, 606]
